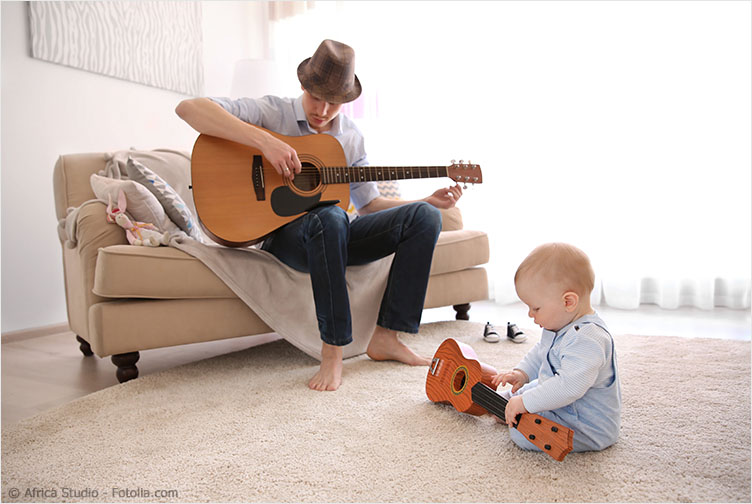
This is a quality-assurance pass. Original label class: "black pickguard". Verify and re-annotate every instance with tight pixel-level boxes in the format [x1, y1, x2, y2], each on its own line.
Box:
[270, 186, 321, 217]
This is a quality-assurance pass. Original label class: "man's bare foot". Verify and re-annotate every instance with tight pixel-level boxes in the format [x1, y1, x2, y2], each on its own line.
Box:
[366, 326, 430, 366]
[308, 343, 343, 391]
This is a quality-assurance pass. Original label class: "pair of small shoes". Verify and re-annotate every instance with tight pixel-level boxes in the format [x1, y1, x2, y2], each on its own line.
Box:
[506, 322, 528, 343]
[483, 322, 500, 343]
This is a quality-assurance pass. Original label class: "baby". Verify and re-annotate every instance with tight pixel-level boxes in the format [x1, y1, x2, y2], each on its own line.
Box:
[492, 243, 621, 452]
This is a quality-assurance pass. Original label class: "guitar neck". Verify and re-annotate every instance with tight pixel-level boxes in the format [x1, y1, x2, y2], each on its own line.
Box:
[471, 382, 509, 423]
[471, 381, 575, 461]
[321, 165, 449, 185]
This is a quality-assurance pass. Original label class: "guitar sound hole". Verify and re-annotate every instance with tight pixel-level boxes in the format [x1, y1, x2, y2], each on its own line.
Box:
[453, 370, 466, 392]
[292, 162, 321, 192]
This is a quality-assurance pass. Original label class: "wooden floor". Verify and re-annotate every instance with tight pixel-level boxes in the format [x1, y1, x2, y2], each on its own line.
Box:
[2, 301, 749, 427]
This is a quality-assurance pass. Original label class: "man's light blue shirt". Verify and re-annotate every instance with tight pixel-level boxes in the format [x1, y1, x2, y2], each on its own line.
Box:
[209, 95, 380, 210]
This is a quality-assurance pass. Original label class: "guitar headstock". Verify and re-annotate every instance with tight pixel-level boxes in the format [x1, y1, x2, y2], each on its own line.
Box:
[447, 160, 483, 187]
[515, 413, 575, 461]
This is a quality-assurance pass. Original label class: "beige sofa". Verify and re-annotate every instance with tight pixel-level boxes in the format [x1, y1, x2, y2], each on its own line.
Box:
[53, 149, 489, 383]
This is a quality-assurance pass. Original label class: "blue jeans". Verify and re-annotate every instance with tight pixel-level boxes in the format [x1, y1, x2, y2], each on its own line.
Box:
[261, 202, 442, 346]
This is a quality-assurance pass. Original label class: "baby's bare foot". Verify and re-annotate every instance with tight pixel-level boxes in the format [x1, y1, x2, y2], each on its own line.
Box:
[366, 326, 430, 366]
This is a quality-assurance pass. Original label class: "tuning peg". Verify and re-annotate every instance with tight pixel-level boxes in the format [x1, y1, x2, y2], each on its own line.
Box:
[451, 159, 456, 164]
[459, 159, 464, 165]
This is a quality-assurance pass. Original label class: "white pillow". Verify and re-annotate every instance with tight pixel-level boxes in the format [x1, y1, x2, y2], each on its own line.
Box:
[89, 174, 182, 235]
[125, 157, 202, 241]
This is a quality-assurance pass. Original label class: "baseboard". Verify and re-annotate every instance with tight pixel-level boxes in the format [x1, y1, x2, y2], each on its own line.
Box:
[1, 322, 71, 344]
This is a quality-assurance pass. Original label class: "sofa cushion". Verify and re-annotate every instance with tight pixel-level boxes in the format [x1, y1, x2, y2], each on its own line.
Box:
[93, 245, 235, 299]
[93, 229, 489, 300]
[90, 174, 182, 235]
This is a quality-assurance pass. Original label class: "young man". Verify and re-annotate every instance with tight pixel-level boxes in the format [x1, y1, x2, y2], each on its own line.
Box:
[176, 39, 462, 391]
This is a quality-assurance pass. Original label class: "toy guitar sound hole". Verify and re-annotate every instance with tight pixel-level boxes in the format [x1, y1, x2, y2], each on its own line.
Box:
[292, 162, 321, 192]
[452, 368, 467, 394]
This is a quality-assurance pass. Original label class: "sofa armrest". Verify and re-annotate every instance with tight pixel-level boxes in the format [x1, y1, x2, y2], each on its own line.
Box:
[59, 201, 128, 339]
[439, 206, 463, 232]
[73, 201, 129, 258]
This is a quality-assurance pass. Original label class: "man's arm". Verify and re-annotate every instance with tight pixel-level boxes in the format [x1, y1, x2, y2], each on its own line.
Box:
[175, 97, 301, 177]
[358, 184, 463, 215]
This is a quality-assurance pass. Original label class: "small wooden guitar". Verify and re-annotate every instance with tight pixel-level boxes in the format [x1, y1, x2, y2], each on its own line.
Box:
[191, 127, 483, 247]
[426, 338, 574, 461]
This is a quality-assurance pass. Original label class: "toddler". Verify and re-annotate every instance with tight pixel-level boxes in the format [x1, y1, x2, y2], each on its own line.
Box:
[492, 243, 621, 452]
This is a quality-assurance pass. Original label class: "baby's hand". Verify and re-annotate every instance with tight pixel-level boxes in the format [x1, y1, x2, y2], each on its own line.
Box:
[490, 372, 505, 389]
[504, 395, 528, 427]
[491, 369, 528, 393]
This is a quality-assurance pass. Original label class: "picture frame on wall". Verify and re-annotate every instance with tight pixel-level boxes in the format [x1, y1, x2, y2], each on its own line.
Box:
[28, 1, 204, 96]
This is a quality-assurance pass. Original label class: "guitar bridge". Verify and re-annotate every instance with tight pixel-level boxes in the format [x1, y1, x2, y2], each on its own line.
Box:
[430, 357, 441, 376]
[252, 155, 265, 201]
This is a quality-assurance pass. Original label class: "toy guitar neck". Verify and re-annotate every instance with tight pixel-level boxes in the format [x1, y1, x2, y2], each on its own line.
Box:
[470, 381, 512, 422]
[426, 338, 574, 462]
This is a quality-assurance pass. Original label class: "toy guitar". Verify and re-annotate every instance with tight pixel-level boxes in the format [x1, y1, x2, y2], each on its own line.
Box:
[426, 338, 574, 461]
[190, 126, 483, 247]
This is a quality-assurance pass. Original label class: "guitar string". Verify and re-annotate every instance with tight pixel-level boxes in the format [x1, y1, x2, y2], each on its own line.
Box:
[472, 383, 508, 422]
[472, 385, 569, 444]
[272, 165, 453, 185]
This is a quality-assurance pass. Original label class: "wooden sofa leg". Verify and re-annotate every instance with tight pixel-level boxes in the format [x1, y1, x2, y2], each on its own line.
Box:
[75, 335, 94, 356]
[111, 352, 140, 383]
[453, 303, 471, 321]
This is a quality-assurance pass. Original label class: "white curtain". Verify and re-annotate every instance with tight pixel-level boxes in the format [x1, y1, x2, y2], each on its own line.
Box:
[265, 0, 751, 310]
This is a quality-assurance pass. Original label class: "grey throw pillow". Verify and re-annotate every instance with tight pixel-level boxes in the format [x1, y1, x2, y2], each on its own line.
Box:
[126, 156, 202, 241]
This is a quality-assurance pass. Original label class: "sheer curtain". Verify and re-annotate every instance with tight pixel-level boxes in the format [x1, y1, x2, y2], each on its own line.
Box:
[264, 0, 751, 310]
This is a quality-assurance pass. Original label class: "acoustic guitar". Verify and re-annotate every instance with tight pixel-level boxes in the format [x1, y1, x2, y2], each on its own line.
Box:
[426, 338, 574, 461]
[190, 127, 483, 247]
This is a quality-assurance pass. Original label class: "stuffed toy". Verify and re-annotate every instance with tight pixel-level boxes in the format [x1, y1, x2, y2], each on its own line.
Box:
[106, 190, 169, 247]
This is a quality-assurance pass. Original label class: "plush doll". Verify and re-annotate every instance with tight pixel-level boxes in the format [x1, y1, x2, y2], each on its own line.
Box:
[106, 190, 169, 247]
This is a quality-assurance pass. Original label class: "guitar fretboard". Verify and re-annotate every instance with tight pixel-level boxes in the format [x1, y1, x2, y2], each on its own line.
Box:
[471, 382, 509, 423]
[321, 166, 449, 184]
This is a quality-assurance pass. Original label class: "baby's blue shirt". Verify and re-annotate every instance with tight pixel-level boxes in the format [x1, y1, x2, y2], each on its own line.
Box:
[515, 312, 622, 450]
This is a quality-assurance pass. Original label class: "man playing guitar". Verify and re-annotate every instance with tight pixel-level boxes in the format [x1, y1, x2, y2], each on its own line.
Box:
[176, 39, 462, 391]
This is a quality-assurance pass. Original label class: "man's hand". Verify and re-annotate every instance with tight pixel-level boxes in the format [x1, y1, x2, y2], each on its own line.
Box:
[504, 395, 528, 427]
[423, 184, 463, 209]
[261, 134, 302, 179]
[175, 97, 302, 180]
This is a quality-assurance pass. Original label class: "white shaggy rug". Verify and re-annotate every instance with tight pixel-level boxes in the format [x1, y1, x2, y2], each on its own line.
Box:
[2, 321, 750, 502]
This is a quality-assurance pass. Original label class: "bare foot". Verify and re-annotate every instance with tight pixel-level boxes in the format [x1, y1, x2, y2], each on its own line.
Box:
[308, 343, 343, 391]
[366, 326, 430, 366]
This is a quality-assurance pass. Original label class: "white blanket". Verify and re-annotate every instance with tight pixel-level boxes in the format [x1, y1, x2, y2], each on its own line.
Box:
[169, 234, 394, 360]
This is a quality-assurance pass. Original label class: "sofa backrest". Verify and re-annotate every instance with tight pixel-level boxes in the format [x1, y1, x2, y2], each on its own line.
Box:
[53, 149, 194, 221]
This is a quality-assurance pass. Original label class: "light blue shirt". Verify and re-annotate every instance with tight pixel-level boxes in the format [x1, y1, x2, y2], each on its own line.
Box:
[514, 312, 622, 450]
[209, 95, 380, 210]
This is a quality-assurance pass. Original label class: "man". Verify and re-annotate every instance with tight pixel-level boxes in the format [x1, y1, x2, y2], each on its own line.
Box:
[176, 40, 462, 391]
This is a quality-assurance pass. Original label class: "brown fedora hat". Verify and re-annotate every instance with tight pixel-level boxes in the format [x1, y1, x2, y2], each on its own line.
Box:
[297, 39, 362, 104]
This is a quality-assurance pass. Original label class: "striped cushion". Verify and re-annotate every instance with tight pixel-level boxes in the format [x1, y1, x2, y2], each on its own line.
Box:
[377, 180, 401, 200]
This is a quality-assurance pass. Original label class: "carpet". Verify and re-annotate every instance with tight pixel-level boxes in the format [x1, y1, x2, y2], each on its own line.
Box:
[2, 321, 750, 502]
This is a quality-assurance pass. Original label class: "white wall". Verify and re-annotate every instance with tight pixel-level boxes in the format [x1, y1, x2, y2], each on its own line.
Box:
[0, 1, 266, 332]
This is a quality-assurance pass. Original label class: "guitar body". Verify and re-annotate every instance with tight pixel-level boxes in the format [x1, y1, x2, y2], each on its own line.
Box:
[191, 130, 350, 247]
[426, 338, 575, 461]
[426, 338, 497, 416]
[191, 125, 483, 247]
